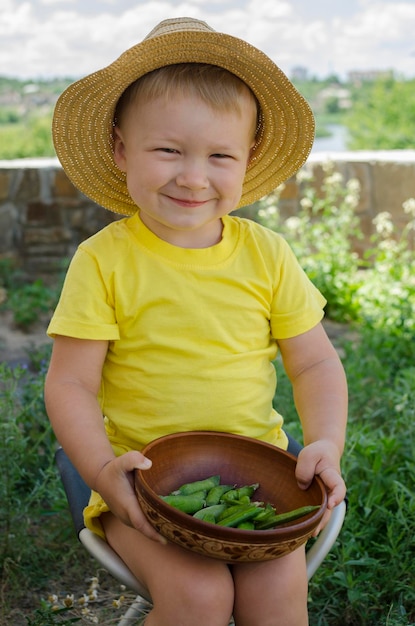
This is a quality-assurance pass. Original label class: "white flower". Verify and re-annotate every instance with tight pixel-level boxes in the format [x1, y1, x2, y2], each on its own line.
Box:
[322, 160, 335, 174]
[112, 595, 125, 608]
[63, 594, 74, 608]
[296, 167, 313, 183]
[78, 594, 89, 606]
[403, 197, 415, 218]
[285, 216, 302, 232]
[346, 178, 360, 194]
[300, 197, 313, 210]
[88, 588, 98, 601]
[373, 212, 394, 236]
[326, 172, 343, 186]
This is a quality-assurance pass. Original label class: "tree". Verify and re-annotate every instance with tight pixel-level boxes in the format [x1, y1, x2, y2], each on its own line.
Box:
[345, 78, 415, 149]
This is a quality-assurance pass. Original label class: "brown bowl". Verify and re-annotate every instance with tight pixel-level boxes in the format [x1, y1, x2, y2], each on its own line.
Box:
[135, 431, 327, 562]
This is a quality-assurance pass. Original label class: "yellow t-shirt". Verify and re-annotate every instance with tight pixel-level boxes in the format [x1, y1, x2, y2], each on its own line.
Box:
[48, 212, 326, 537]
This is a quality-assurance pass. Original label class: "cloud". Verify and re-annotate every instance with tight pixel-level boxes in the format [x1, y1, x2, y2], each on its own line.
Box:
[0, 0, 414, 79]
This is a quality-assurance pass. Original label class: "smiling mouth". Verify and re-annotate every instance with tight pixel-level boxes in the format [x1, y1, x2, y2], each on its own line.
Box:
[167, 195, 209, 208]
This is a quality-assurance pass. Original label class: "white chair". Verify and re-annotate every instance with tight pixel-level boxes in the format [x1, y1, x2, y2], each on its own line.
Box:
[55, 442, 346, 625]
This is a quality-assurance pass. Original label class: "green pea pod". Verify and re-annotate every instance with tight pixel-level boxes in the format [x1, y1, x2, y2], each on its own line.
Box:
[160, 493, 206, 514]
[253, 503, 277, 522]
[193, 504, 228, 521]
[205, 484, 235, 506]
[217, 502, 252, 521]
[220, 484, 259, 504]
[255, 505, 320, 530]
[220, 489, 239, 504]
[237, 521, 255, 530]
[235, 483, 259, 499]
[217, 505, 261, 528]
[174, 475, 221, 496]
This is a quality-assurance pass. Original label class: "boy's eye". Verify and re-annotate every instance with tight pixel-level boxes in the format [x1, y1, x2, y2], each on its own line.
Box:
[211, 153, 233, 159]
[157, 148, 179, 154]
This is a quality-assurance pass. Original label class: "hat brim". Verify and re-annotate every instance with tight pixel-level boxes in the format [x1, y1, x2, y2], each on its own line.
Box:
[53, 29, 314, 215]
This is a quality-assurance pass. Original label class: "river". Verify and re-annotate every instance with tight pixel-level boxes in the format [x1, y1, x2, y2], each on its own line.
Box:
[311, 124, 349, 153]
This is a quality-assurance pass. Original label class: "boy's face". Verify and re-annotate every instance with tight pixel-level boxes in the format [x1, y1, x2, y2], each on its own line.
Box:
[113, 91, 257, 248]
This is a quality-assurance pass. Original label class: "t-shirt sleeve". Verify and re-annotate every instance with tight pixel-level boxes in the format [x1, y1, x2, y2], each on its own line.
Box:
[270, 237, 327, 339]
[47, 247, 120, 340]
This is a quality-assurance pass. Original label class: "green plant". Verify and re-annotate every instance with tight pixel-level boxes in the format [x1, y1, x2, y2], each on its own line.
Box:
[261, 167, 415, 624]
[256, 162, 363, 322]
[355, 200, 415, 369]
[0, 258, 67, 330]
[0, 114, 55, 159]
[4, 280, 57, 328]
[26, 603, 80, 625]
[345, 78, 415, 150]
[0, 360, 69, 619]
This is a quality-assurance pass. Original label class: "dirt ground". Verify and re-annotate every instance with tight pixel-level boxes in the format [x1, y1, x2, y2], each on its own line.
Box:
[0, 309, 52, 366]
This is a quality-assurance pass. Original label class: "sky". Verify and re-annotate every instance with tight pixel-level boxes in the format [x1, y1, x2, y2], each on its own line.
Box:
[1, 0, 415, 81]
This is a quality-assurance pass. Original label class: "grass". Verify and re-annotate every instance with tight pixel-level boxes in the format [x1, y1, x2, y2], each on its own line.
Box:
[1, 162, 414, 624]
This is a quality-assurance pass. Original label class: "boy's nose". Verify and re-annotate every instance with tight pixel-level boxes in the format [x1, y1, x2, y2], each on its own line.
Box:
[176, 160, 209, 190]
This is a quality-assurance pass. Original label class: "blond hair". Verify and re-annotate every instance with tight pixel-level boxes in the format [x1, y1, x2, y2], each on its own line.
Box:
[115, 63, 259, 135]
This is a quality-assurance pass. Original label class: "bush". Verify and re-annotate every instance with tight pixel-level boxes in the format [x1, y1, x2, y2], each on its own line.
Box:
[0, 259, 66, 330]
[0, 114, 55, 160]
[256, 162, 363, 322]
[0, 357, 72, 621]
[266, 164, 415, 624]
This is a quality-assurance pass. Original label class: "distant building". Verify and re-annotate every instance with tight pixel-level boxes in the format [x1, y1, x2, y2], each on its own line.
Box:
[347, 69, 394, 84]
[290, 66, 309, 81]
[317, 86, 352, 110]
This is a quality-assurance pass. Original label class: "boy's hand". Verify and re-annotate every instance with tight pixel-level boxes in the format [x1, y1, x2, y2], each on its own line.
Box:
[295, 439, 346, 512]
[94, 451, 167, 545]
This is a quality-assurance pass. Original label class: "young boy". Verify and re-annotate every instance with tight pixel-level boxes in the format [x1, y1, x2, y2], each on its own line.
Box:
[45, 17, 347, 626]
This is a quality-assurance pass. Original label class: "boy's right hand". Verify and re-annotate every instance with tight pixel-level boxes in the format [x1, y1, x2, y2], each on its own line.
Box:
[94, 451, 167, 545]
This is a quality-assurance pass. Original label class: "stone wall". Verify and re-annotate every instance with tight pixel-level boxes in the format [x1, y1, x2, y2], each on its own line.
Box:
[1, 151, 414, 281]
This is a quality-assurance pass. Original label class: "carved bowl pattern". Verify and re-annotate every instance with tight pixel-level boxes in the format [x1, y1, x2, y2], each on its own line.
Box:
[135, 432, 327, 563]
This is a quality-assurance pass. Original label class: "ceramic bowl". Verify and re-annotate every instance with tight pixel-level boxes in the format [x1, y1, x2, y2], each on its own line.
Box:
[135, 431, 327, 562]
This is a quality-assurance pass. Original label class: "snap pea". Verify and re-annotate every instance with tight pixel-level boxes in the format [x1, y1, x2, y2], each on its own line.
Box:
[217, 504, 261, 528]
[220, 484, 259, 504]
[253, 503, 275, 522]
[237, 521, 255, 530]
[235, 483, 259, 499]
[255, 505, 320, 530]
[159, 475, 320, 532]
[217, 502, 252, 521]
[193, 504, 228, 521]
[205, 484, 235, 506]
[160, 492, 206, 514]
[173, 475, 221, 496]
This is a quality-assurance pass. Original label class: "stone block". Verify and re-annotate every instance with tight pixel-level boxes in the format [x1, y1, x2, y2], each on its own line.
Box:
[0, 170, 12, 201]
[23, 225, 72, 246]
[0, 202, 19, 253]
[279, 177, 299, 201]
[27, 201, 62, 225]
[15, 169, 40, 202]
[372, 161, 415, 224]
[53, 168, 79, 198]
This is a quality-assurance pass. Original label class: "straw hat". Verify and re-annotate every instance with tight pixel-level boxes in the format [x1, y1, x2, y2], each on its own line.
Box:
[52, 17, 315, 216]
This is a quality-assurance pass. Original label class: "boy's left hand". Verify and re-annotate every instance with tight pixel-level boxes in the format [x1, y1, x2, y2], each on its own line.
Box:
[294, 440, 346, 532]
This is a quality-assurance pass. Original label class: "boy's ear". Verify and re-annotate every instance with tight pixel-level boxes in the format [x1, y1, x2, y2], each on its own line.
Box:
[247, 142, 256, 166]
[113, 126, 127, 172]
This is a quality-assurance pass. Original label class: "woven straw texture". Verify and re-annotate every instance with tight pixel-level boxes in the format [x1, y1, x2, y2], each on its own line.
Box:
[52, 17, 315, 215]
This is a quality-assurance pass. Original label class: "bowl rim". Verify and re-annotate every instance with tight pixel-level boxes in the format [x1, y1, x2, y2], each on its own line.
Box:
[135, 431, 328, 541]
